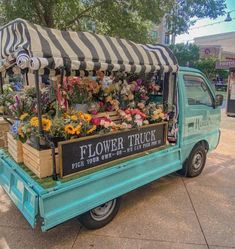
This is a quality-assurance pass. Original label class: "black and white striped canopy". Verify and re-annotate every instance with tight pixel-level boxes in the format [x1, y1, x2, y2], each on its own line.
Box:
[0, 19, 178, 74]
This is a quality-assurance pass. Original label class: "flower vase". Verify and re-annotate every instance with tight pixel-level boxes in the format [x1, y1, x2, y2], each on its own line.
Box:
[74, 104, 88, 113]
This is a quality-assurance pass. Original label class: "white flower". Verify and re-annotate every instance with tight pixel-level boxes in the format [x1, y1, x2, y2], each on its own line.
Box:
[143, 120, 149, 125]
[135, 114, 142, 120]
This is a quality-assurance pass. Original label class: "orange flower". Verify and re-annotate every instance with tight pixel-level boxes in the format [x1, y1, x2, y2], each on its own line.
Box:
[30, 117, 39, 127]
[42, 119, 52, 132]
[64, 124, 75, 135]
[70, 115, 78, 121]
[18, 125, 25, 138]
[83, 113, 92, 122]
[75, 125, 82, 135]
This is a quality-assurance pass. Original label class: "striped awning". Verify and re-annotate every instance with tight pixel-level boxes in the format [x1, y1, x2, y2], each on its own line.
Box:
[0, 19, 178, 74]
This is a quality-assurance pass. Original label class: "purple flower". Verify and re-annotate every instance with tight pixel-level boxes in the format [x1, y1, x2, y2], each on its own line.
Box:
[136, 79, 142, 86]
[10, 121, 21, 136]
[15, 95, 20, 107]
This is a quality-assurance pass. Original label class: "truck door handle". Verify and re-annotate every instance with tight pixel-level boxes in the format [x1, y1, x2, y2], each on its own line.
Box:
[188, 122, 194, 128]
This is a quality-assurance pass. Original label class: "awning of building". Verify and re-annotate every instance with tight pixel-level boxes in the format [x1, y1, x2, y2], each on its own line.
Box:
[0, 19, 178, 74]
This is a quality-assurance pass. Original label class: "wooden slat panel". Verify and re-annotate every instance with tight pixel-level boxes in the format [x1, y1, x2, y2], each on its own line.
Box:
[22, 143, 59, 178]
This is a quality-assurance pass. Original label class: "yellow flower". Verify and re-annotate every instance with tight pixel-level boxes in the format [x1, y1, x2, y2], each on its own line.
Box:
[18, 125, 25, 138]
[83, 113, 92, 122]
[75, 125, 82, 135]
[30, 117, 39, 127]
[70, 115, 78, 121]
[152, 112, 159, 120]
[87, 125, 96, 134]
[64, 124, 75, 135]
[159, 113, 165, 119]
[79, 112, 85, 120]
[42, 119, 52, 132]
[20, 113, 29, 121]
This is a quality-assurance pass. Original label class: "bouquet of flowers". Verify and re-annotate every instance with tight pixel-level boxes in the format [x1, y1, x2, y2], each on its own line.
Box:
[143, 103, 166, 123]
[118, 108, 148, 129]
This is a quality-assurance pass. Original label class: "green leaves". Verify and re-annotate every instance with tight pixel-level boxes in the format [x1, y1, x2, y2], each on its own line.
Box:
[168, 0, 227, 35]
[169, 43, 200, 67]
[0, 0, 173, 43]
[0, 0, 227, 43]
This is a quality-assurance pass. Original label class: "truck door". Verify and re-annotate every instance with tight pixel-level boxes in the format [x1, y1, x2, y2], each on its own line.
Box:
[181, 73, 221, 152]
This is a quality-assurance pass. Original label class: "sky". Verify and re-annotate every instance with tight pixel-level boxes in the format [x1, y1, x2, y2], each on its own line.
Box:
[175, 0, 235, 44]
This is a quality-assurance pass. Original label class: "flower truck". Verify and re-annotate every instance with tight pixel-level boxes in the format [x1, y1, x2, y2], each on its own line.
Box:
[0, 19, 223, 231]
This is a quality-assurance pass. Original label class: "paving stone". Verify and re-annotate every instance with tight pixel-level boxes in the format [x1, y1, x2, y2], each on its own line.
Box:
[80, 175, 206, 245]
[0, 225, 79, 249]
[0, 187, 31, 229]
[73, 234, 208, 249]
[186, 184, 235, 248]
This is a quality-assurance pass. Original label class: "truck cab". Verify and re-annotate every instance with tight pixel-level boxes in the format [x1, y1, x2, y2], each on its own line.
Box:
[178, 67, 222, 176]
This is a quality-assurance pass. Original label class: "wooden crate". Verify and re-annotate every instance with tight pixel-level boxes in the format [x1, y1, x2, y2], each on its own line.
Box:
[22, 143, 59, 178]
[0, 120, 10, 148]
[7, 132, 23, 163]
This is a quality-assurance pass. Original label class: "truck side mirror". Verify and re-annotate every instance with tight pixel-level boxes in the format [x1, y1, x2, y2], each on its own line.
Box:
[215, 94, 223, 107]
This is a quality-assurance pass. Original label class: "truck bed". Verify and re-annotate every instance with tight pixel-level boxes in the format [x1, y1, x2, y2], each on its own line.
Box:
[0, 144, 181, 231]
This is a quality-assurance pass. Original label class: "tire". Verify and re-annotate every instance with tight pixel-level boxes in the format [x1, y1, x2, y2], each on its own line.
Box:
[178, 144, 207, 177]
[79, 198, 121, 230]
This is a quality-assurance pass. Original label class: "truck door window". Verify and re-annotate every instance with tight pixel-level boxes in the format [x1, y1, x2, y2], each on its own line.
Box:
[183, 75, 213, 106]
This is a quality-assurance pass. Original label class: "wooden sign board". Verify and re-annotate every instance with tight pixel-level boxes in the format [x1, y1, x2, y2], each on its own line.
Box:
[59, 122, 167, 178]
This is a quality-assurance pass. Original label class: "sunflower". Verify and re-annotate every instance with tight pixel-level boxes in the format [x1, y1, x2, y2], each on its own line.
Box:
[87, 125, 97, 134]
[20, 113, 29, 121]
[17, 125, 25, 138]
[64, 124, 75, 135]
[30, 117, 39, 127]
[42, 118, 52, 132]
[70, 115, 78, 121]
[75, 124, 82, 135]
[83, 113, 92, 122]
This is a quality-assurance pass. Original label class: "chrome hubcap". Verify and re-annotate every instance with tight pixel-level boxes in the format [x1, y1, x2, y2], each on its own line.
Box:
[90, 199, 116, 221]
[192, 152, 203, 170]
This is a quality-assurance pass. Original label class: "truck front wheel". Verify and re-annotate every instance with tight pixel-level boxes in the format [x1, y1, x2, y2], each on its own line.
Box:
[179, 144, 207, 177]
[79, 198, 121, 229]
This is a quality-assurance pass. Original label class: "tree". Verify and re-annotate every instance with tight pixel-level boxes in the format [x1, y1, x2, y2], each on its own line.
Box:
[167, 0, 227, 35]
[0, 0, 227, 43]
[169, 43, 199, 67]
[0, 0, 174, 44]
[193, 58, 228, 80]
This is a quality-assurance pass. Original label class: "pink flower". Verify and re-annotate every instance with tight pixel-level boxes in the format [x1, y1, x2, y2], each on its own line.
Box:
[91, 118, 101, 126]
[90, 110, 98, 115]
[99, 101, 104, 107]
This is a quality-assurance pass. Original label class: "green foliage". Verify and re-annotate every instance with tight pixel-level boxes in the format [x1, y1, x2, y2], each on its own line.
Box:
[169, 43, 199, 67]
[0, 0, 227, 43]
[0, 0, 174, 44]
[193, 58, 228, 80]
[168, 0, 227, 35]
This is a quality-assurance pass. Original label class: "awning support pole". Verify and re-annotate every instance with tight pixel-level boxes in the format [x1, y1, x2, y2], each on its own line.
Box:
[34, 70, 43, 136]
[0, 73, 3, 94]
[34, 70, 58, 181]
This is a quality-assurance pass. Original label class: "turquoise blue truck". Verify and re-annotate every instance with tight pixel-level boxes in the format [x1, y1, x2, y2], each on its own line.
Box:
[0, 66, 223, 231]
[0, 19, 223, 231]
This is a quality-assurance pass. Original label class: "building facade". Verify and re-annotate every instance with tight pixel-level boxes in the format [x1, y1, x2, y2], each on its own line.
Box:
[194, 32, 235, 61]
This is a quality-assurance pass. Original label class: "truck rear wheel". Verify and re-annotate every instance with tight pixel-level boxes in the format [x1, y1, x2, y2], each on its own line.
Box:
[179, 144, 207, 177]
[79, 198, 121, 229]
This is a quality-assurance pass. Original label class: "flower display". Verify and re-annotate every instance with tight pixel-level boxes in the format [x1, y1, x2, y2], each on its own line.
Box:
[4, 69, 167, 148]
